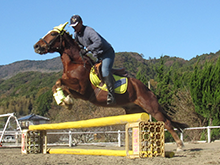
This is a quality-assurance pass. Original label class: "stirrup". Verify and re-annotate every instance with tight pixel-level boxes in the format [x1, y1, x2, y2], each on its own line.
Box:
[107, 93, 116, 105]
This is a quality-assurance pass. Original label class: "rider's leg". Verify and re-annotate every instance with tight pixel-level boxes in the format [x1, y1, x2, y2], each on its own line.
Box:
[103, 74, 116, 105]
[100, 48, 116, 105]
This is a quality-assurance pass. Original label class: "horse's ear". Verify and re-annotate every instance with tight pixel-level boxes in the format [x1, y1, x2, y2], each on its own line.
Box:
[53, 22, 69, 33]
[61, 22, 68, 30]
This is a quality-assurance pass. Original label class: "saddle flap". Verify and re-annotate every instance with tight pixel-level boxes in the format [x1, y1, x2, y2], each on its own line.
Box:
[90, 65, 128, 94]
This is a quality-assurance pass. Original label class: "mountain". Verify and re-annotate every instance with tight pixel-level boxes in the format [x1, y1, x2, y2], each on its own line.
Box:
[1, 50, 220, 80]
[0, 52, 185, 80]
[0, 57, 62, 79]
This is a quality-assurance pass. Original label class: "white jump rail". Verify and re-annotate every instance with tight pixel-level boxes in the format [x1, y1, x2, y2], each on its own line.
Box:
[45, 125, 220, 147]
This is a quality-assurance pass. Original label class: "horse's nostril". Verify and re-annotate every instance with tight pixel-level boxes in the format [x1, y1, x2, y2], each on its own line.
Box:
[34, 44, 39, 49]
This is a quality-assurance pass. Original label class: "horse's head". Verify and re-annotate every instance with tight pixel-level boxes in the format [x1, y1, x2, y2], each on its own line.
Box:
[34, 22, 95, 67]
[34, 22, 69, 55]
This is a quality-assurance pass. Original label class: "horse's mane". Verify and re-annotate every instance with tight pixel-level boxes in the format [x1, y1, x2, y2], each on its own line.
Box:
[63, 31, 80, 49]
[63, 31, 96, 66]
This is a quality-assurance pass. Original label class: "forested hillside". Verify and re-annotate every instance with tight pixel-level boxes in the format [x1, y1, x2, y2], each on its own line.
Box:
[0, 57, 62, 79]
[0, 51, 220, 141]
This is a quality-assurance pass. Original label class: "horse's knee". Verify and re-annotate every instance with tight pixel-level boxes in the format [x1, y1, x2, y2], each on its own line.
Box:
[52, 85, 57, 93]
[55, 79, 62, 87]
[52, 79, 63, 93]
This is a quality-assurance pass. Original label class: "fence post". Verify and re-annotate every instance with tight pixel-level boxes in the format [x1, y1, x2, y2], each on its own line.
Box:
[180, 131, 183, 142]
[118, 130, 121, 147]
[15, 131, 18, 146]
[207, 126, 211, 143]
[69, 130, 72, 147]
[148, 81, 152, 121]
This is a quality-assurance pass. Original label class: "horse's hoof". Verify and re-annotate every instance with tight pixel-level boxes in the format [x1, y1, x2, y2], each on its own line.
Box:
[65, 104, 73, 110]
[60, 102, 72, 110]
[176, 147, 183, 152]
[63, 95, 74, 104]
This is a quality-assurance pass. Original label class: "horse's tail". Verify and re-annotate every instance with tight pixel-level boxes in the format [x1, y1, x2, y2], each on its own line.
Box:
[161, 109, 189, 133]
[170, 121, 189, 133]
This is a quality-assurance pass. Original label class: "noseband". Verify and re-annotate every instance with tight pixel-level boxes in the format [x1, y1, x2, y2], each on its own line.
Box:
[40, 31, 63, 52]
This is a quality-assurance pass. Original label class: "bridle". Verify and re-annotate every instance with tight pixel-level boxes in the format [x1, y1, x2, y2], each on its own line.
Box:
[40, 30, 64, 52]
[40, 29, 95, 68]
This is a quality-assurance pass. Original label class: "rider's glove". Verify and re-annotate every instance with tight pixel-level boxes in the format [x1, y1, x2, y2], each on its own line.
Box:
[80, 49, 88, 56]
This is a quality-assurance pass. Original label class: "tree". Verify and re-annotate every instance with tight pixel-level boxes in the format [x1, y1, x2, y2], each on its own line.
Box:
[136, 64, 151, 86]
[34, 90, 53, 116]
[190, 58, 220, 139]
[154, 57, 174, 115]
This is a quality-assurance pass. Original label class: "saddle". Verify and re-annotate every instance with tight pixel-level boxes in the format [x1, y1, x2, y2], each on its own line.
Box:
[94, 62, 128, 81]
[89, 62, 128, 94]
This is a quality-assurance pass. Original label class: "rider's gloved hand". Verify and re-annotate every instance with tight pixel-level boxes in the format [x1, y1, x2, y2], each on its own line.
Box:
[95, 58, 101, 64]
[80, 49, 88, 56]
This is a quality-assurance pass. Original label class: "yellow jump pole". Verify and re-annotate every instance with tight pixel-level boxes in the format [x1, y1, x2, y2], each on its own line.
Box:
[29, 113, 149, 131]
[49, 148, 133, 157]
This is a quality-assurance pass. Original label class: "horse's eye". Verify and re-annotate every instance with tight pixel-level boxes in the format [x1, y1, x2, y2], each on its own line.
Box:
[51, 32, 57, 36]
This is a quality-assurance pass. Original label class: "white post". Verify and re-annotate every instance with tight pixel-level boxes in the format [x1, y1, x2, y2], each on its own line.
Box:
[0, 116, 12, 143]
[207, 126, 211, 143]
[180, 131, 183, 142]
[69, 131, 72, 147]
[118, 130, 121, 147]
[15, 131, 18, 146]
[148, 81, 152, 121]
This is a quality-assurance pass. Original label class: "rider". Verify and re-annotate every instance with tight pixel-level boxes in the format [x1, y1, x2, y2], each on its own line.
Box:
[69, 15, 116, 105]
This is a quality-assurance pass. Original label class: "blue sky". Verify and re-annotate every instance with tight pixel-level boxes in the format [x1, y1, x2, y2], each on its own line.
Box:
[0, 0, 220, 65]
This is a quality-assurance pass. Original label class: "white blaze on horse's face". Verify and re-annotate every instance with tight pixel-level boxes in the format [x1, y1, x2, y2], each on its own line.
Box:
[43, 30, 60, 43]
[34, 30, 60, 54]
[42, 30, 59, 39]
[34, 22, 69, 54]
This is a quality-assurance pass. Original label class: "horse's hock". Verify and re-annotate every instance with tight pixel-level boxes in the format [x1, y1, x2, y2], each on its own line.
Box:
[21, 113, 166, 159]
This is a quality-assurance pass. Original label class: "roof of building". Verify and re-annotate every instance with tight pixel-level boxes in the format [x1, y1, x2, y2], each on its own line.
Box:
[18, 114, 50, 121]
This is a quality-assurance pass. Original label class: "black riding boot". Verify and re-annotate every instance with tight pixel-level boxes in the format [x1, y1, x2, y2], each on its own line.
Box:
[103, 74, 116, 105]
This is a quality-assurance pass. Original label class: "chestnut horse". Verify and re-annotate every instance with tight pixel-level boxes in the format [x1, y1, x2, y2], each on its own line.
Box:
[34, 22, 188, 151]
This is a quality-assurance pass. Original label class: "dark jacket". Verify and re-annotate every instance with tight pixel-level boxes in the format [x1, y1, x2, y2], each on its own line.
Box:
[74, 25, 112, 57]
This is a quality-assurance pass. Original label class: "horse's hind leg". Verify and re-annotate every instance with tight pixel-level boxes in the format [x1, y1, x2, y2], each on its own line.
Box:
[153, 110, 184, 151]
[134, 92, 184, 151]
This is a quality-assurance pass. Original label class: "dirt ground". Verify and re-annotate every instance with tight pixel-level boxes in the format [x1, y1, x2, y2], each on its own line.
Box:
[0, 141, 220, 165]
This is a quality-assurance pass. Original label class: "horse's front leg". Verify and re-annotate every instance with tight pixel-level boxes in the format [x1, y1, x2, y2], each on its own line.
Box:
[52, 79, 74, 109]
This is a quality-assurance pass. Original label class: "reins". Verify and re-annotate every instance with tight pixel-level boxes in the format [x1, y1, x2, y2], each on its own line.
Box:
[65, 52, 95, 72]
[41, 29, 95, 71]
[40, 32, 63, 52]
[60, 32, 95, 69]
